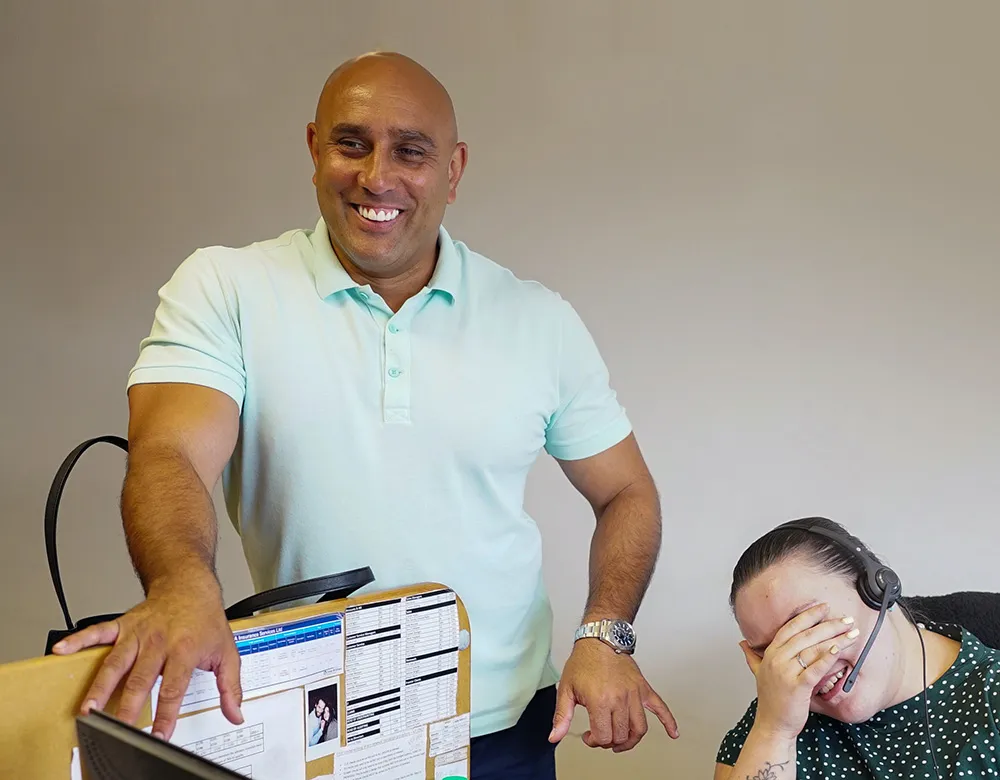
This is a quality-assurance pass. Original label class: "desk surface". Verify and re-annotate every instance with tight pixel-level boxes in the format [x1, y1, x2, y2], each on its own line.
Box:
[0, 581, 471, 780]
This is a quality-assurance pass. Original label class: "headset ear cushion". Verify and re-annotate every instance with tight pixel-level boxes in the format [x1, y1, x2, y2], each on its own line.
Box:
[859, 567, 901, 610]
[858, 568, 887, 610]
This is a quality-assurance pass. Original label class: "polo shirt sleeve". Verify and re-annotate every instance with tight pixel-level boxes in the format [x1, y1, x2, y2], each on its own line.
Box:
[543, 297, 632, 461]
[127, 249, 246, 410]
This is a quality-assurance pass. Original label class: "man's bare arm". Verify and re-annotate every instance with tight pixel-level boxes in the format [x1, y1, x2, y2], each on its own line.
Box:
[557, 433, 662, 625]
[549, 433, 677, 750]
[52, 382, 241, 740]
[121, 382, 239, 591]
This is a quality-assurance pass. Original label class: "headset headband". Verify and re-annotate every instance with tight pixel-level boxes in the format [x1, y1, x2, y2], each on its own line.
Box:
[777, 517, 902, 610]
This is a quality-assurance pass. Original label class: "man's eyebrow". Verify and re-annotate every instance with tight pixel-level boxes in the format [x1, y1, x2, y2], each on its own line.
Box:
[329, 122, 369, 139]
[394, 128, 436, 149]
[328, 123, 437, 150]
[748, 601, 819, 654]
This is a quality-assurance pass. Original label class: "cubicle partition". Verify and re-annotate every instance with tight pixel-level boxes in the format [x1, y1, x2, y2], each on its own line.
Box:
[0, 581, 472, 780]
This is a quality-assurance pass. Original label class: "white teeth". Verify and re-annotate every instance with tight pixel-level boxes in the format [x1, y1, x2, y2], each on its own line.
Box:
[358, 206, 400, 222]
[818, 669, 847, 696]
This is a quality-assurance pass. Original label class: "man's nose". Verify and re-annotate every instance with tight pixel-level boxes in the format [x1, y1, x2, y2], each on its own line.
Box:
[357, 150, 393, 194]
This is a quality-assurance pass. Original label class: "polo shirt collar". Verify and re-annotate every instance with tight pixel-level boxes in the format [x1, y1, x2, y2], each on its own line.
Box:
[309, 217, 460, 303]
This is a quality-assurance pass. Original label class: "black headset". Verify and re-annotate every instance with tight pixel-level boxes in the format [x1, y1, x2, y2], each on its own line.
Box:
[776, 517, 902, 612]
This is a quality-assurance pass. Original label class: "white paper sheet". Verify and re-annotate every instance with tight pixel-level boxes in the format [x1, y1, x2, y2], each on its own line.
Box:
[333, 728, 426, 780]
[434, 747, 469, 780]
[156, 613, 345, 716]
[428, 712, 469, 757]
[69, 747, 81, 780]
[166, 687, 306, 780]
[403, 590, 459, 728]
[344, 597, 406, 745]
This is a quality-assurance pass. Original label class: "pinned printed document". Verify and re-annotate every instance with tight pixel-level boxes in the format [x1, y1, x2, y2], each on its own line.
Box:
[163, 687, 307, 780]
[344, 590, 460, 748]
[333, 728, 426, 780]
[428, 713, 469, 757]
[151, 613, 345, 717]
[433, 747, 468, 780]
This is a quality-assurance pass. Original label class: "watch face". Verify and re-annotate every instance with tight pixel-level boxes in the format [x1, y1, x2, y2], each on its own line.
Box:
[610, 620, 635, 648]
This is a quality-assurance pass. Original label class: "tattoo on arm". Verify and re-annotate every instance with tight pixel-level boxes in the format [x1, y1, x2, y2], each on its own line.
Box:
[747, 761, 789, 780]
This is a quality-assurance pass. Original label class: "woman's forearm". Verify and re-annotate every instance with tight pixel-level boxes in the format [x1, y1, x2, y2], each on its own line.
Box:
[728, 726, 797, 780]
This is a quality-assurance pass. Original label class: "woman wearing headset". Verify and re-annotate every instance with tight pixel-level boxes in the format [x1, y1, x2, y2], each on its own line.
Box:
[714, 517, 999, 780]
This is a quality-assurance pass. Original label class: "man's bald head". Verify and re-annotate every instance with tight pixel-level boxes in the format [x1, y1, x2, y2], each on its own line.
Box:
[315, 51, 458, 146]
[305, 51, 469, 289]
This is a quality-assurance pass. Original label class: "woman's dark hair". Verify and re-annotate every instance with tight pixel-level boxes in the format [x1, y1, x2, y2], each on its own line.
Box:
[729, 517, 886, 610]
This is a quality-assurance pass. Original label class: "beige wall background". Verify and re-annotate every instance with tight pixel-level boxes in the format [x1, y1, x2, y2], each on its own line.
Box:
[2, 1, 998, 776]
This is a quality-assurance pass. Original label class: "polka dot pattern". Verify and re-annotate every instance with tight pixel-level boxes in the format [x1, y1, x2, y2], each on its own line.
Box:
[716, 624, 1000, 778]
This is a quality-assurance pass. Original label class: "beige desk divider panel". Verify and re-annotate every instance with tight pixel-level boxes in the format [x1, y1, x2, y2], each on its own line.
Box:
[0, 582, 472, 780]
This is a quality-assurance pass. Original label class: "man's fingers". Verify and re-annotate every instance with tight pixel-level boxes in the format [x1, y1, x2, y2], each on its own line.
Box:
[53, 620, 122, 655]
[611, 695, 631, 747]
[79, 637, 138, 715]
[548, 684, 577, 743]
[643, 687, 679, 739]
[216, 643, 245, 727]
[151, 657, 196, 740]
[582, 701, 614, 748]
[117, 644, 168, 725]
[612, 690, 647, 753]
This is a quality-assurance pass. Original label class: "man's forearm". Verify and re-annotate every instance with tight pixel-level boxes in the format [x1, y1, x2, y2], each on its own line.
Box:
[582, 477, 661, 623]
[121, 442, 220, 595]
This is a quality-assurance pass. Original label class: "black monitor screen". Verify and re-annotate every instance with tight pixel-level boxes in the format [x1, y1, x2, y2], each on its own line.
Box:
[76, 710, 248, 780]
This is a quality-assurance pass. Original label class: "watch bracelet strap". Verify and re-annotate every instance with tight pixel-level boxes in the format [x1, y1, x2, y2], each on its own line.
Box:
[575, 620, 607, 641]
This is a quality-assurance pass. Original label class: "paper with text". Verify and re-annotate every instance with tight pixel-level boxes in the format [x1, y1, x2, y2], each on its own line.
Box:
[403, 590, 459, 729]
[345, 597, 406, 745]
[434, 747, 469, 780]
[428, 712, 469, 757]
[156, 613, 344, 716]
[167, 687, 306, 780]
[344, 590, 459, 747]
[333, 729, 426, 780]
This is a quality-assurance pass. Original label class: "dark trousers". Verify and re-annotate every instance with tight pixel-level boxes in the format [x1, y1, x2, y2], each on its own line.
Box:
[470, 686, 558, 780]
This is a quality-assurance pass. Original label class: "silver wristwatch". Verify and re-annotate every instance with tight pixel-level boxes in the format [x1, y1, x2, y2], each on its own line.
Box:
[574, 618, 636, 655]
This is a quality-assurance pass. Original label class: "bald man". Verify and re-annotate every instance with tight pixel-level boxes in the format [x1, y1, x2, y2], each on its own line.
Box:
[53, 52, 676, 778]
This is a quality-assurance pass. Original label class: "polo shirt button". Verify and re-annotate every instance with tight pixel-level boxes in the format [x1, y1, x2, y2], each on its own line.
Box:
[358, 291, 369, 300]
[388, 323, 399, 334]
[388, 367, 401, 378]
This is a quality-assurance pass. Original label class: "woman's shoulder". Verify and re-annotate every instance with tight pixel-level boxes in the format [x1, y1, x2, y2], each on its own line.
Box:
[715, 699, 758, 766]
[715, 699, 838, 767]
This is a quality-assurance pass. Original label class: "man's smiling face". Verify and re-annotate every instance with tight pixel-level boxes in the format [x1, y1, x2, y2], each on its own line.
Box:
[306, 53, 467, 281]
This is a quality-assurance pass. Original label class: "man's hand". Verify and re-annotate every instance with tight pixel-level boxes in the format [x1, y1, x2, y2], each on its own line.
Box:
[548, 639, 678, 752]
[51, 572, 243, 740]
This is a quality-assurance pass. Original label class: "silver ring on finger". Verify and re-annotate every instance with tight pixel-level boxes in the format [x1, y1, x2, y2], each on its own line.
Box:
[796, 652, 808, 670]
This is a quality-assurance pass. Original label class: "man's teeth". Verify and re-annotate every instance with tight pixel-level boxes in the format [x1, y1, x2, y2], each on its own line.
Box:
[819, 669, 847, 695]
[358, 206, 400, 222]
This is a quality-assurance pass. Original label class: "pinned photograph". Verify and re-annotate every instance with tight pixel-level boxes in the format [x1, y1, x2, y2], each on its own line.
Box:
[304, 679, 341, 760]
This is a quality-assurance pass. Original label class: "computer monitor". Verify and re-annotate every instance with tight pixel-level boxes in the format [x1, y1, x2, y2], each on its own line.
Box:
[76, 709, 248, 780]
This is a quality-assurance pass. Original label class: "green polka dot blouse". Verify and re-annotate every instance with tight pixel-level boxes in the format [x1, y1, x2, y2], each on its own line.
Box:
[716, 624, 1000, 778]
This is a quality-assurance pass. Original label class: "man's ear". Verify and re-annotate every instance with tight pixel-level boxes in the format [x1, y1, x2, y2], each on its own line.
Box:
[305, 122, 321, 184]
[447, 142, 469, 204]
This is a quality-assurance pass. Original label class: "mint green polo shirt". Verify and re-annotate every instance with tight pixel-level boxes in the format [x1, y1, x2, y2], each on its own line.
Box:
[127, 217, 633, 737]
